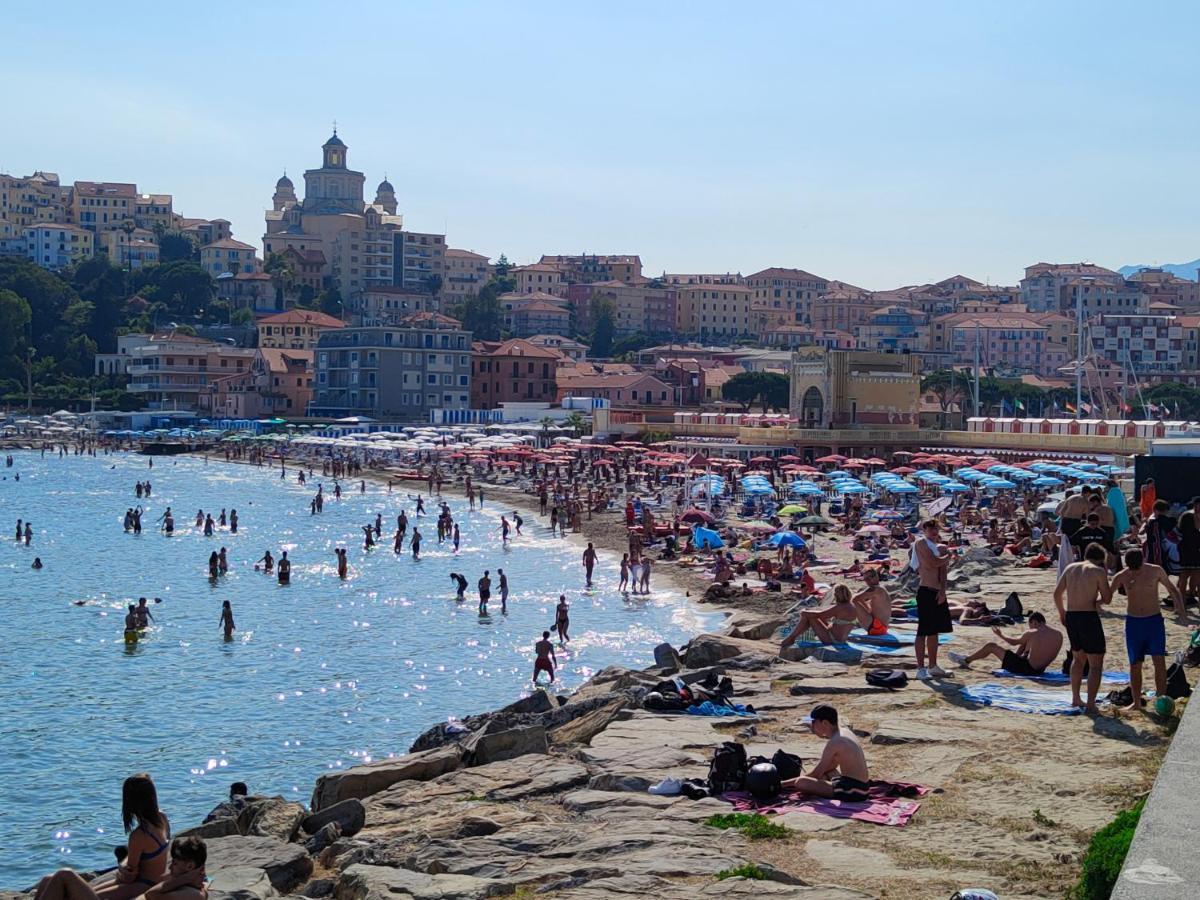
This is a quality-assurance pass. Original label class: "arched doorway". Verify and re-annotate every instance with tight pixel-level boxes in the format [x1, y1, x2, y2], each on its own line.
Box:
[801, 386, 824, 426]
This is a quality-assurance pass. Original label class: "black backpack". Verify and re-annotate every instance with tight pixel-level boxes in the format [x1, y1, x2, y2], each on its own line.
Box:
[771, 749, 804, 781]
[1165, 663, 1193, 699]
[707, 741, 748, 793]
[1002, 592, 1024, 619]
[866, 669, 909, 689]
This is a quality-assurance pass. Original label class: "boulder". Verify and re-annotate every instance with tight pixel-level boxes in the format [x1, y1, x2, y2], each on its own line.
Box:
[205, 865, 277, 900]
[653, 642, 683, 669]
[586, 774, 651, 792]
[683, 635, 744, 668]
[781, 645, 863, 665]
[726, 616, 787, 641]
[304, 822, 341, 855]
[178, 816, 241, 840]
[302, 879, 335, 898]
[204, 836, 313, 893]
[311, 744, 463, 810]
[334, 863, 499, 900]
[246, 798, 307, 842]
[549, 699, 624, 747]
[452, 817, 502, 838]
[462, 722, 548, 765]
[301, 798, 365, 838]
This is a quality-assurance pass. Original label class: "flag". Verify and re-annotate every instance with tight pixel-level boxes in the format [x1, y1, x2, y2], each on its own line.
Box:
[1119, 399, 1132, 414]
[1065, 401, 1077, 414]
[1081, 401, 1092, 415]
[1052, 399, 1061, 414]
[1015, 397, 1026, 412]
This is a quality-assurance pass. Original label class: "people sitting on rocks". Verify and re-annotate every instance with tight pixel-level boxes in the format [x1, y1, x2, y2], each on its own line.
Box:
[35, 837, 207, 900]
[948, 612, 1063, 675]
[202, 781, 251, 824]
[779, 584, 858, 648]
[780, 704, 870, 802]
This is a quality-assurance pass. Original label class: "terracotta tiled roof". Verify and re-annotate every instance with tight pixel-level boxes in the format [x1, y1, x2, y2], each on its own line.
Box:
[257, 310, 345, 328]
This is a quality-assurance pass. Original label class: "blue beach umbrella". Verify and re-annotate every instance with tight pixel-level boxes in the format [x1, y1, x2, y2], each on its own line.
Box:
[768, 531, 807, 549]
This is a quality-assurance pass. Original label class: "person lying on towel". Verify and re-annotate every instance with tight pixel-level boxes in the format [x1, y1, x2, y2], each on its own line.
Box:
[947, 612, 1063, 676]
[781, 704, 870, 802]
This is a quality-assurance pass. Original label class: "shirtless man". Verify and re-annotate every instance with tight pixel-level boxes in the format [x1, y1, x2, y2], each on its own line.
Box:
[34, 835, 209, 900]
[949, 611, 1063, 675]
[124, 604, 139, 633]
[498, 568, 509, 613]
[582, 543, 597, 587]
[779, 585, 859, 648]
[851, 568, 891, 636]
[913, 519, 952, 679]
[533, 631, 558, 684]
[478, 570, 491, 613]
[450, 572, 467, 601]
[277, 551, 291, 585]
[780, 704, 871, 801]
[135, 597, 156, 629]
[1112, 548, 1181, 709]
[1053, 542, 1113, 713]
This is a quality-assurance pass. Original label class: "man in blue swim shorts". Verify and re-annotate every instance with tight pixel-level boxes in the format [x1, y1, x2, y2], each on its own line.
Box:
[1112, 548, 1181, 710]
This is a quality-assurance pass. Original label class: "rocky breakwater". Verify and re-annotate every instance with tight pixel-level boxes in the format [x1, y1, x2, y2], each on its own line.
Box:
[124, 644, 868, 900]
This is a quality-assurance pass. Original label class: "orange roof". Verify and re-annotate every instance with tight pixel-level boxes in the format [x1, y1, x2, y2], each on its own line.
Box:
[477, 338, 562, 359]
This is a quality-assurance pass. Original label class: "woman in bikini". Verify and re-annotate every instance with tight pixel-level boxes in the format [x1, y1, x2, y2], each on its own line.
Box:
[64, 773, 171, 899]
[779, 584, 859, 648]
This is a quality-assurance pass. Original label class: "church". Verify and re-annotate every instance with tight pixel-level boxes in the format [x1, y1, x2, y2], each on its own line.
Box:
[263, 130, 444, 304]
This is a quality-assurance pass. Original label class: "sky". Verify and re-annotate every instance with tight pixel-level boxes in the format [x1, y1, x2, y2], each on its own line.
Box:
[3, 0, 1199, 289]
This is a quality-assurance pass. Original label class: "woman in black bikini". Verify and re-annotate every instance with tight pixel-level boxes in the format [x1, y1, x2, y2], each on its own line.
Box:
[39, 773, 172, 899]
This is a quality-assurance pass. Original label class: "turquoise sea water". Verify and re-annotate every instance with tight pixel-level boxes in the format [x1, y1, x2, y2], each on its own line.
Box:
[0, 451, 714, 887]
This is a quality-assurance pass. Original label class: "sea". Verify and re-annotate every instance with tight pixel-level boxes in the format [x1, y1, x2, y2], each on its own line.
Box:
[0, 450, 715, 886]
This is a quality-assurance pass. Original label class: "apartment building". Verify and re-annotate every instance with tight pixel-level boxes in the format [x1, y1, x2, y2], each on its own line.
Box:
[1019, 262, 1127, 313]
[0, 172, 67, 244]
[555, 371, 673, 407]
[511, 263, 568, 298]
[583, 281, 679, 337]
[854, 305, 928, 354]
[257, 309, 345, 350]
[1090, 312, 1184, 375]
[662, 273, 743, 286]
[934, 311, 1072, 377]
[809, 281, 885, 333]
[126, 332, 256, 410]
[675, 284, 754, 339]
[1126, 268, 1200, 310]
[499, 292, 571, 337]
[202, 348, 314, 418]
[99, 227, 160, 269]
[70, 181, 137, 234]
[201, 238, 258, 276]
[539, 254, 642, 284]
[443, 248, 492, 306]
[744, 267, 828, 325]
[349, 286, 429, 326]
[471, 338, 562, 409]
[311, 313, 472, 419]
[23, 223, 94, 269]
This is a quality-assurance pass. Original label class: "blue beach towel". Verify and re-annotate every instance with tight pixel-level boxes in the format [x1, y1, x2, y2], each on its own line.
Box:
[960, 682, 1095, 715]
[990, 669, 1130, 686]
[787, 639, 913, 656]
[686, 700, 755, 717]
[848, 629, 954, 646]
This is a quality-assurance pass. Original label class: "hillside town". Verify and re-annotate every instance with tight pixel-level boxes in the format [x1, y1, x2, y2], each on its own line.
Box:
[3, 131, 1200, 432]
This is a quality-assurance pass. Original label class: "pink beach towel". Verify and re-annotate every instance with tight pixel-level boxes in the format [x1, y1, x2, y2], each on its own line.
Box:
[722, 781, 928, 827]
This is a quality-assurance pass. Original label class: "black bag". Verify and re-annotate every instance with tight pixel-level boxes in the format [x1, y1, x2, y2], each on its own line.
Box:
[1165, 662, 1193, 699]
[771, 749, 804, 781]
[1002, 592, 1024, 619]
[1107, 686, 1133, 706]
[707, 741, 748, 793]
[865, 669, 909, 689]
[745, 762, 781, 800]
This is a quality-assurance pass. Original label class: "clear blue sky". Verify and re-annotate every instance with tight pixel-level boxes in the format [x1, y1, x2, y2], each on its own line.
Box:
[4, 1, 1198, 288]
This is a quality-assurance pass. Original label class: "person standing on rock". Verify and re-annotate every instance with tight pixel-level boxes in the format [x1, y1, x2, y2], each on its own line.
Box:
[533, 631, 558, 684]
[913, 519, 953, 680]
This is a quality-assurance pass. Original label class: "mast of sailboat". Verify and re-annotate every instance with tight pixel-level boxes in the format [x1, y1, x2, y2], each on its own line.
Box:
[1075, 281, 1085, 420]
[972, 322, 981, 418]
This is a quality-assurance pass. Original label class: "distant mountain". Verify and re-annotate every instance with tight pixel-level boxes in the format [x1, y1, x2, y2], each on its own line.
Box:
[1118, 259, 1200, 280]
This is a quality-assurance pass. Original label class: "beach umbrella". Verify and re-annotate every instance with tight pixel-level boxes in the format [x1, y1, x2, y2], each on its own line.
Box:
[1033, 476, 1063, 487]
[984, 479, 1017, 489]
[680, 508, 716, 524]
[767, 531, 807, 549]
[886, 483, 919, 494]
[797, 514, 833, 526]
[857, 524, 889, 535]
[869, 510, 905, 521]
[941, 482, 969, 493]
[778, 454, 801, 462]
[890, 466, 916, 474]
[814, 454, 846, 464]
[741, 520, 777, 533]
[864, 457, 887, 466]
[777, 504, 808, 516]
[836, 483, 869, 494]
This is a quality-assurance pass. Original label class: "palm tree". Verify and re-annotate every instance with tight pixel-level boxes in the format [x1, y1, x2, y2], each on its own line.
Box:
[565, 411, 589, 436]
[539, 416, 555, 448]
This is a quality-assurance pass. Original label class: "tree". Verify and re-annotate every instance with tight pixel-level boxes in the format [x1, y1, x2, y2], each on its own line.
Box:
[611, 333, 654, 359]
[564, 410, 590, 436]
[158, 231, 197, 263]
[0, 257, 81, 367]
[721, 370, 789, 413]
[589, 296, 615, 358]
[264, 252, 297, 306]
[494, 254, 511, 278]
[131, 260, 214, 318]
[0, 289, 31, 378]
[921, 370, 963, 412]
[318, 287, 343, 318]
[231, 308, 254, 327]
[422, 273, 443, 297]
[70, 256, 127, 352]
[452, 292, 503, 340]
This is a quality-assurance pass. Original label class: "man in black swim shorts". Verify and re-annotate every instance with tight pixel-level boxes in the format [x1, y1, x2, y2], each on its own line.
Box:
[1053, 542, 1112, 714]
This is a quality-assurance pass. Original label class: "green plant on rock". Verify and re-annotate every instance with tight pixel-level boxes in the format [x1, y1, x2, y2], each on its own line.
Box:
[715, 863, 768, 880]
[704, 812, 789, 840]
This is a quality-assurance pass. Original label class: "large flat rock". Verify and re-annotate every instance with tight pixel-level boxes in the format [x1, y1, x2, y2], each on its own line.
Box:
[313, 745, 464, 810]
[334, 863, 501, 900]
[555, 874, 874, 899]
[205, 835, 313, 893]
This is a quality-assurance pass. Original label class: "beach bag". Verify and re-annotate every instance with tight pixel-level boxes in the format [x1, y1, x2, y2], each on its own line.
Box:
[1002, 592, 1024, 619]
[707, 741, 748, 793]
[866, 669, 909, 690]
[771, 750, 804, 781]
[1107, 686, 1133, 706]
[1186, 630, 1200, 667]
[1165, 662, 1193, 699]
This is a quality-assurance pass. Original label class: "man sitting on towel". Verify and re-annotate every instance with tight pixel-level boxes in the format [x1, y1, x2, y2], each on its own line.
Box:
[781, 704, 871, 802]
[947, 611, 1063, 676]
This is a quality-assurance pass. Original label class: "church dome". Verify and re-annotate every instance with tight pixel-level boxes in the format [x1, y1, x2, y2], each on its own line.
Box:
[377, 178, 394, 193]
[324, 132, 345, 148]
[276, 173, 294, 189]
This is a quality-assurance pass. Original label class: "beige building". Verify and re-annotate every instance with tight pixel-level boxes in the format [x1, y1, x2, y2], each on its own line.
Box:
[0, 172, 67, 244]
[809, 281, 887, 333]
[662, 272, 743, 286]
[443, 248, 492, 306]
[790, 348, 921, 428]
[350, 286, 430, 326]
[675, 284, 755, 339]
[539, 254, 642, 284]
[745, 267, 829, 326]
[257, 309, 346, 350]
[201, 238, 259, 276]
[126, 332, 257, 410]
[179, 218, 233, 247]
[69, 181, 137, 235]
[511, 263, 568, 298]
[100, 227, 159, 269]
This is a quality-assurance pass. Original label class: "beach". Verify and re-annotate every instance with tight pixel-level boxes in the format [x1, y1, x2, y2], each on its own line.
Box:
[1, 438, 1186, 898]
